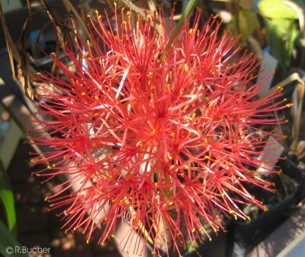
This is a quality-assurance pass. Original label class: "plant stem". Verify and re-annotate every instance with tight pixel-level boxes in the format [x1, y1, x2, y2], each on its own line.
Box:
[165, 0, 198, 51]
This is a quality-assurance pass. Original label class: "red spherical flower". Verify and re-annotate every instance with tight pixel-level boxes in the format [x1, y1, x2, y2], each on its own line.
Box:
[31, 6, 286, 257]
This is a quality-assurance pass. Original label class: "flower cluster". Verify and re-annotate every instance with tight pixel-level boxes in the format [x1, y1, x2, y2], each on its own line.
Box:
[32, 6, 286, 257]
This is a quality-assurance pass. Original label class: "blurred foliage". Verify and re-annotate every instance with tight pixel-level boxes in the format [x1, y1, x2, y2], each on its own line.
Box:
[258, 0, 300, 68]
[0, 220, 28, 257]
[0, 159, 16, 235]
[220, 0, 304, 69]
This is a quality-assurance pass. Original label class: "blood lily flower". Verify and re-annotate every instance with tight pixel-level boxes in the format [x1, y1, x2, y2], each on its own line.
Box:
[31, 5, 287, 257]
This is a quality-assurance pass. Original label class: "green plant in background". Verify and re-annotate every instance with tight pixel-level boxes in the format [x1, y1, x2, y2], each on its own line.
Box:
[228, 0, 261, 45]
[258, 0, 301, 68]
[223, 0, 304, 69]
[0, 220, 28, 257]
[0, 160, 28, 257]
[0, 159, 16, 234]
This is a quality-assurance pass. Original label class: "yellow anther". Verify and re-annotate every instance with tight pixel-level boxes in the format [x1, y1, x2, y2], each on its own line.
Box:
[81, 92, 86, 96]
[168, 201, 174, 206]
[183, 63, 189, 71]
[277, 86, 283, 91]
[168, 153, 173, 160]
[192, 228, 196, 233]
[205, 155, 210, 159]
[111, 234, 115, 238]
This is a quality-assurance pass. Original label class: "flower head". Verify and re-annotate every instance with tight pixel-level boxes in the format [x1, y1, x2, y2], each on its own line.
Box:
[32, 6, 286, 256]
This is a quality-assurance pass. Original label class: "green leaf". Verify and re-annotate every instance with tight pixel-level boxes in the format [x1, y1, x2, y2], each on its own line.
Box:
[0, 159, 16, 234]
[258, 0, 298, 19]
[264, 18, 298, 67]
[165, 0, 198, 51]
[0, 220, 28, 257]
[238, 9, 260, 43]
